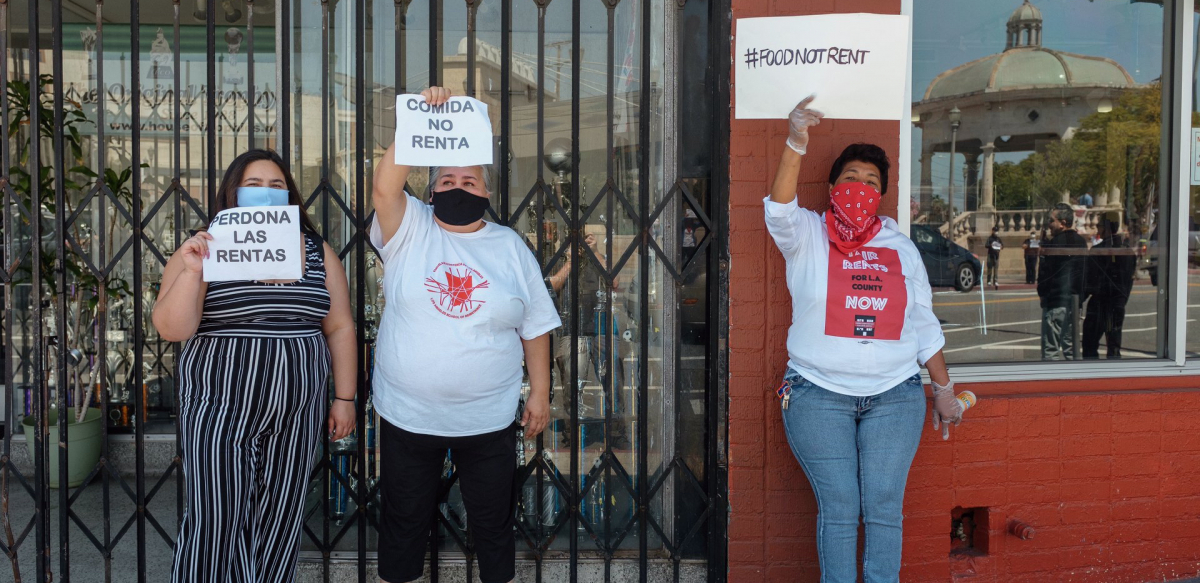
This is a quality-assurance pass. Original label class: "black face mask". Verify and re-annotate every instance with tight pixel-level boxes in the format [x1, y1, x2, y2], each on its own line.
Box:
[431, 188, 490, 226]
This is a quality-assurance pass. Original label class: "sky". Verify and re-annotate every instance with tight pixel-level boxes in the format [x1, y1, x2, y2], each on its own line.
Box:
[913, 0, 1166, 92]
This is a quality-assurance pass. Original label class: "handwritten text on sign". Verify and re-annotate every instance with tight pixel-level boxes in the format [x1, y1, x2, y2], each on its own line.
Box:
[735, 13, 910, 120]
[394, 95, 493, 167]
[202, 205, 303, 282]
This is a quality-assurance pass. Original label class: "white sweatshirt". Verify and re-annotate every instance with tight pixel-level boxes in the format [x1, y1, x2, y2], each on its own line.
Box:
[764, 196, 945, 397]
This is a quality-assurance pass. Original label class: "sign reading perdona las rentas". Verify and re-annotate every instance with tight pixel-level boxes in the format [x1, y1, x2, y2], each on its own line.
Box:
[202, 205, 303, 282]
[734, 13, 910, 120]
[394, 95, 493, 167]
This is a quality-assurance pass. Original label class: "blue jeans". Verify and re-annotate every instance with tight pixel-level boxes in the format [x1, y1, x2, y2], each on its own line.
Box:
[780, 371, 926, 583]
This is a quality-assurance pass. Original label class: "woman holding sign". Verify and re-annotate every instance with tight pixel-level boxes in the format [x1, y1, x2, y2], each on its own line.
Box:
[371, 87, 560, 583]
[765, 98, 969, 583]
[152, 149, 358, 583]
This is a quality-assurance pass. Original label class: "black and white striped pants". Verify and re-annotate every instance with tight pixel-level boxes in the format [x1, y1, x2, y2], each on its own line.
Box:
[172, 334, 330, 583]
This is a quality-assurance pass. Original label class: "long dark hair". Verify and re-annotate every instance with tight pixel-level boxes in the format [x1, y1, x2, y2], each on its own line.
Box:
[210, 149, 318, 233]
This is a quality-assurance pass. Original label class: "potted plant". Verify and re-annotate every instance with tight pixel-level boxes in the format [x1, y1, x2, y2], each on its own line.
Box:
[8, 74, 134, 488]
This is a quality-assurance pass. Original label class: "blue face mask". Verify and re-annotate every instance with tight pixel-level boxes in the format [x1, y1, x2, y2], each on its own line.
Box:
[236, 186, 290, 207]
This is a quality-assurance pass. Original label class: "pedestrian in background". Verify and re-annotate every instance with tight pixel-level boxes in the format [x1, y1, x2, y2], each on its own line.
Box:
[1022, 231, 1040, 284]
[1082, 215, 1135, 359]
[985, 226, 1003, 289]
[1037, 203, 1088, 360]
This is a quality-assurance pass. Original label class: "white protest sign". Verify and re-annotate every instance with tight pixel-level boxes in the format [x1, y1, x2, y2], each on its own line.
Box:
[735, 13, 911, 120]
[394, 95, 493, 166]
[202, 205, 303, 282]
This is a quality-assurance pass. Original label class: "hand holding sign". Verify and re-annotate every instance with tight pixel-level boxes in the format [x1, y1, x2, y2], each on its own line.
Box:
[178, 232, 213, 274]
[202, 205, 303, 282]
[786, 96, 824, 155]
[394, 90, 493, 167]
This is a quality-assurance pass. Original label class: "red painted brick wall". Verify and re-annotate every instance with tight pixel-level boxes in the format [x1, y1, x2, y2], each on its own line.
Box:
[725, 2, 1200, 582]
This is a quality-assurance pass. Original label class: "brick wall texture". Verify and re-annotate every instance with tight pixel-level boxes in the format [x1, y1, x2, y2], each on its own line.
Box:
[725, 1, 1200, 581]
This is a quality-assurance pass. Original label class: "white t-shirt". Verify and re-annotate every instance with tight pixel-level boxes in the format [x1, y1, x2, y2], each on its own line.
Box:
[370, 194, 562, 436]
[764, 196, 945, 397]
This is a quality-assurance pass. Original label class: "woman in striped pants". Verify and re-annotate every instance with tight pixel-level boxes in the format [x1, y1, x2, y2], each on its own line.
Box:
[153, 149, 358, 582]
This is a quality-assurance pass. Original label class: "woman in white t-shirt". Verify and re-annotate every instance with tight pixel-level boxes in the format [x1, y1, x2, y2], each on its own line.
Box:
[765, 96, 970, 583]
[371, 87, 561, 583]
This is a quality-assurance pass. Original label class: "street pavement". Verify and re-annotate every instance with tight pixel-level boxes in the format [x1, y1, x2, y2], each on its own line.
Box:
[933, 273, 1200, 363]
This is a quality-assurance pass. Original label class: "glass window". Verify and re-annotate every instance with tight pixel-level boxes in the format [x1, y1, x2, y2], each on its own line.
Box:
[1188, 1, 1200, 358]
[911, 0, 1166, 363]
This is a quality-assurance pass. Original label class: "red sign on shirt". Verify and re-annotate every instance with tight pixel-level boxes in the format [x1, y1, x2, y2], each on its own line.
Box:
[825, 247, 907, 340]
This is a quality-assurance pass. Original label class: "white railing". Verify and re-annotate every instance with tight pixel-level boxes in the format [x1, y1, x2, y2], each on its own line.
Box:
[938, 212, 975, 241]
[931, 208, 1120, 241]
[990, 208, 1119, 236]
[991, 210, 1046, 235]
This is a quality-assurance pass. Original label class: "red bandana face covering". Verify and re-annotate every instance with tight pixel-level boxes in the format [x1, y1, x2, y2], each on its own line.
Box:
[825, 181, 883, 254]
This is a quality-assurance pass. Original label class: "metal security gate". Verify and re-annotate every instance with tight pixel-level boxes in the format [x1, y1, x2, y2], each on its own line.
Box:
[0, 0, 727, 581]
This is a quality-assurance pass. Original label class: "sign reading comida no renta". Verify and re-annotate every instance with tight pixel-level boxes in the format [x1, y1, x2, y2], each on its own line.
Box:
[394, 95, 494, 167]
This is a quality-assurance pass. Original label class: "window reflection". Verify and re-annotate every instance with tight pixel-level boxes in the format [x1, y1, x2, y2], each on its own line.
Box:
[912, 0, 1165, 363]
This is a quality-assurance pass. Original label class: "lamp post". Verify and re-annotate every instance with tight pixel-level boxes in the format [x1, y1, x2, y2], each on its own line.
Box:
[947, 106, 962, 233]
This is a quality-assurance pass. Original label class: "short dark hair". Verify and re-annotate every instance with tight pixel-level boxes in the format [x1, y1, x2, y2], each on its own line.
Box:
[828, 143, 890, 195]
[1049, 202, 1074, 228]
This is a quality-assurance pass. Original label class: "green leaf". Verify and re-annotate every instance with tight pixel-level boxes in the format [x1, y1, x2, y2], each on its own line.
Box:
[71, 165, 99, 178]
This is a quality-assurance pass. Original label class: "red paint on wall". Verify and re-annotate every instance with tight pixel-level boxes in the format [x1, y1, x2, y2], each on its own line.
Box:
[725, 3, 1200, 582]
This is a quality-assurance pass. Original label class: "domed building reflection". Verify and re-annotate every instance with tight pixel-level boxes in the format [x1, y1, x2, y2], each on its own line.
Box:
[912, 0, 1139, 246]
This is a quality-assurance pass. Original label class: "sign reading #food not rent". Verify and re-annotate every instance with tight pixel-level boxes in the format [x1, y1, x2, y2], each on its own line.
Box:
[734, 13, 911, 121]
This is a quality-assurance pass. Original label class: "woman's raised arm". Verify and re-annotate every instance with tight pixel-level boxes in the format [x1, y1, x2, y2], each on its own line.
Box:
[769, 95, 823, 204]
[373, 86, 454, 243]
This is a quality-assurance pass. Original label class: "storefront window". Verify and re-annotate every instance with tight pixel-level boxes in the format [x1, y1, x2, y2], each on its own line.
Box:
[911, 0, 1167, 364]
[4, 0, 718, 577]
[1188, 1, 1200, 358]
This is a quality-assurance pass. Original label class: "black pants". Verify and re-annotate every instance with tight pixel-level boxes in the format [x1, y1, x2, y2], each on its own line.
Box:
[378, 420, 517, 583]
[1024, 256, 1038, 284]
[172, 335, 328, 583]
[1082, 295, 1127, 359]
[986, 254, 999, 285]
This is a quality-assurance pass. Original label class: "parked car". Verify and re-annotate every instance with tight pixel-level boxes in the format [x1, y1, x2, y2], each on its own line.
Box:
[1139, 221, 1200, 286]
[910, 224, 981, 292]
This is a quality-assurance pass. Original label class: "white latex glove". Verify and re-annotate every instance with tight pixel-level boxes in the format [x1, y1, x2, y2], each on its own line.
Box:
[786, 95, 824, 155]
[931, 379, 964, 441]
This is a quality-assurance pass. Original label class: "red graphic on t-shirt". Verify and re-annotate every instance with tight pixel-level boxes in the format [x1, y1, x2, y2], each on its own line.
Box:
[425, 262, 490, 318]
[824, 247, 907, 340]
